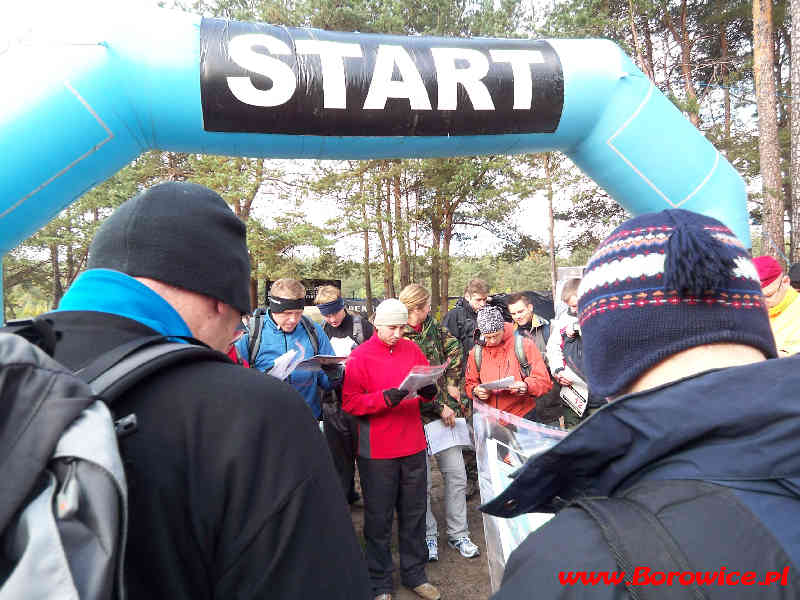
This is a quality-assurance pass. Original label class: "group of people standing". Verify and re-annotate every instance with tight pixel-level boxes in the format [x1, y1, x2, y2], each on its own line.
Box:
[235, 267, 605, 599]
[19, 179, 800, 599]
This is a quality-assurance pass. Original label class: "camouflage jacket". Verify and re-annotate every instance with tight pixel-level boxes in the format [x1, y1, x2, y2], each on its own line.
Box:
[403, 316, 466, 423]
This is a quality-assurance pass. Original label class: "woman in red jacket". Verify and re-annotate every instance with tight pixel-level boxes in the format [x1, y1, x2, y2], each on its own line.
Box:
[465, 306, 552, 419]
[342, 299, 441, 600]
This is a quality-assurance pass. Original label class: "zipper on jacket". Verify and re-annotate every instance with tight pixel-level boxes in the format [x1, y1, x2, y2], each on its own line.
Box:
[56, 458, 79, 519]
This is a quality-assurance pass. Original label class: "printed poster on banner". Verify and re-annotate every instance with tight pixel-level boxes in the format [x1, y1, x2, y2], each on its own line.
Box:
[473, 401, 567, 593]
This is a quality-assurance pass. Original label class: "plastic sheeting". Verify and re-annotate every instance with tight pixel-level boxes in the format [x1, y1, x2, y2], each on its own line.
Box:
[473, 401, 567, 593]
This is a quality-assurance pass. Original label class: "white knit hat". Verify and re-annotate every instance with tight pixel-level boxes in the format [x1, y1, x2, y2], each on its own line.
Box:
[374, 298, 409, 326]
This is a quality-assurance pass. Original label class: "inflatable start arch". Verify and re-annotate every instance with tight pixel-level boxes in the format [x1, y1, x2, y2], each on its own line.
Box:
[1, 7, 748, 266]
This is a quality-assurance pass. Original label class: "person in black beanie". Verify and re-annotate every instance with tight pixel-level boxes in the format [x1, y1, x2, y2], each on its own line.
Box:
[484, 209, 800, 600]
[43, 182, 372, 599]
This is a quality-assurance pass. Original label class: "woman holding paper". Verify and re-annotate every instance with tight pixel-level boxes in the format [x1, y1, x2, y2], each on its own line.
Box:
[465, 306, 552, 419]
[399, 284, 481, 564]
[342, 298, 442, 600]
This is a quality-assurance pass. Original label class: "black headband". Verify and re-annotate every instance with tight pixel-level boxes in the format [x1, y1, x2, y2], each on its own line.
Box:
[268, 295, 305, 313]
[317, 297, 344, 316]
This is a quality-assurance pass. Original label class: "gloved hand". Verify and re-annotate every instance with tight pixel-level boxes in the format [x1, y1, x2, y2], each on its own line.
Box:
[321, 364, 344, 387]
[383, 388, 407, 408]
[418, 383, 439, 400]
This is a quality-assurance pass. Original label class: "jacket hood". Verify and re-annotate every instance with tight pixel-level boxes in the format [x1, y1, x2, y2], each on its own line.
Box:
[482, 354, 800, 518]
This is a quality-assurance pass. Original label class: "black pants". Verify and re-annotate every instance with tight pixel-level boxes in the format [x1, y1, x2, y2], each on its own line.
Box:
[322, 404, 358, 502]
[357, 451, 428, 594]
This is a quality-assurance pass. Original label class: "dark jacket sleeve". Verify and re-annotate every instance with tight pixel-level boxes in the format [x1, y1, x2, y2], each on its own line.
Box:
[492, 507, 626, 600]
[201, 369, 372, 599]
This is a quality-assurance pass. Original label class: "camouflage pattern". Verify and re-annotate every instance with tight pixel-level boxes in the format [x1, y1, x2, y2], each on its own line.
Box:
[402, 316, 465, 423]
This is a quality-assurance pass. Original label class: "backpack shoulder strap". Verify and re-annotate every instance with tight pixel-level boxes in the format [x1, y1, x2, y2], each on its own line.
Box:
[247, 309, 266, 363]
[300, 316, 319, 356]
[351, 314, 365, 345]
[82, 341, 227, 400]
[474, 344, 483, 372]
[571, 493, 708, 600]
[514, 331, 531, 378]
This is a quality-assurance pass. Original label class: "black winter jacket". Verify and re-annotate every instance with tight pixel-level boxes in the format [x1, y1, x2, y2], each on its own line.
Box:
[46, 310, 372, 600]
[442, 298, 479, 365]
[483, 356, 800, 599]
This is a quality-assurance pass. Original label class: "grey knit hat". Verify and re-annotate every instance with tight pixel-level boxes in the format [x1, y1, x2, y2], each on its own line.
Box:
[374, 299, 409, 326]
[88, 182, 251, 314]
[477, 306, 505, 334]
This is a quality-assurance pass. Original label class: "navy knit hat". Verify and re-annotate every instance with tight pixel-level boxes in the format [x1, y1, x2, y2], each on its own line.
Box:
[578, 209, 776, 398]
[89, 182, 251, 314]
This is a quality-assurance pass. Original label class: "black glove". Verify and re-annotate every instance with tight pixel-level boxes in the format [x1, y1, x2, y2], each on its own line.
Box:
[418, 383, 439, 400]
[383, 388, 407, 408]
[321, 364, 344, 387]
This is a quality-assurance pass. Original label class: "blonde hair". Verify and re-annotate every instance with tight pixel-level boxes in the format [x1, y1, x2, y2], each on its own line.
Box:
[561, 278, 582, 302]
[270, 278, 305, 300]
[399, 283, 430, 311]
[314, 285, 341, 304]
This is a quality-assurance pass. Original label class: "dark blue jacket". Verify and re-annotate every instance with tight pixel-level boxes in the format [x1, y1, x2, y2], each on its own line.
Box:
[483, 355, 800, 598]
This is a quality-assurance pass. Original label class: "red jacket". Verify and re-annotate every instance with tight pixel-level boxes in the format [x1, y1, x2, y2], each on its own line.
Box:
[465, 323, 552, 418]
[342, 334, 430, 459]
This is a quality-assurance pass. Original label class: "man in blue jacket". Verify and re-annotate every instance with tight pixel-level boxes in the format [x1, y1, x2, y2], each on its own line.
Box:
[484, 209, 800, 598]
[238, 278, 337, 419]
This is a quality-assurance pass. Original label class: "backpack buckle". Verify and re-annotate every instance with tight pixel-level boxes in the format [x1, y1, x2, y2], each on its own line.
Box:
[114, 413, 138, 438]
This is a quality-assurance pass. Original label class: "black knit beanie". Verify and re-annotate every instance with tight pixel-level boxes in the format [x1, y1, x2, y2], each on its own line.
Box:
[578, 209, 776, 398]
[88, 182, 251, 314]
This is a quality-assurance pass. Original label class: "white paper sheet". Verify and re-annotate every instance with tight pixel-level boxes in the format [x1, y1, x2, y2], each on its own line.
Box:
[480, 376, 515, 391]
[295, 355, 348, 371]
[330, 336, 356, 357]
[398, 360, 449, 399]
[424, 417, 472, 455]
[267, 349, 301, 380]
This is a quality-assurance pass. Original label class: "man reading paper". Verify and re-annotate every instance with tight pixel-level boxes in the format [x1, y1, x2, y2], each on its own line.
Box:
[342, 298, 442, 600]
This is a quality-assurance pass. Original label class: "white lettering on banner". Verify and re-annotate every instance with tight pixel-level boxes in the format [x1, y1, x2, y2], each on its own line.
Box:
[226, 33, 551, 112]
[227, 34, 297, 107]
[489, 49, 544, 109]
[363, 45, 432, 110]
[295, 40, 363, 109]
[430, 47, 494, 111]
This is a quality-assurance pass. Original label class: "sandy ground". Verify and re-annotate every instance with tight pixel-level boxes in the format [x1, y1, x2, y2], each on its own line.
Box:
[350, 463, 493, 600]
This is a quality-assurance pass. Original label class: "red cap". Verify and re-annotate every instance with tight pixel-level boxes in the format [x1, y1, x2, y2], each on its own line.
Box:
[753, 255, 783, 287]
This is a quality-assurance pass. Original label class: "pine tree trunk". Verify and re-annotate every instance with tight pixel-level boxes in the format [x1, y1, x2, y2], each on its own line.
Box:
[430, 198, 442, 318]
[721, 18, 731, 146]
[360, 174, 374, 319]
[441, 209, 454, 313]
[374, 188, 392, 298]
[50, 243, 63, 309]
[545, 154, 557, 299]
[754, 0, 785, 256]
[394, 169, 410, 289]
[791, 0, 800, 261]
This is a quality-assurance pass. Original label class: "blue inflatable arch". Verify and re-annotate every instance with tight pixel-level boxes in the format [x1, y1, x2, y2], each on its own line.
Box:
[1, 7, 748, 267]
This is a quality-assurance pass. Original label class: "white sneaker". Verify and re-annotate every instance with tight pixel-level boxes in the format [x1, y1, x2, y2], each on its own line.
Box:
[448, 536, 480, 558]
[426, 537, 439, 562]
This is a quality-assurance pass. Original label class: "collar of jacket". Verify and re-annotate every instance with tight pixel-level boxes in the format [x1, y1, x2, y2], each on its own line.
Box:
[481, 354, 800, 518]
[404, 315, 434, 337]
[514, 314, 547, 333]
[55, 268, 193, 338]
[770, 286, 799, 318]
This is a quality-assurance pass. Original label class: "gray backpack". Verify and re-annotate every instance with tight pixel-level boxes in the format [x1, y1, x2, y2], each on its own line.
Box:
[0, 322, 225, 600]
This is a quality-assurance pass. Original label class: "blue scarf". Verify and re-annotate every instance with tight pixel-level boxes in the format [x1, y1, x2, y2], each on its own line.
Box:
[56, 269, 193, 338]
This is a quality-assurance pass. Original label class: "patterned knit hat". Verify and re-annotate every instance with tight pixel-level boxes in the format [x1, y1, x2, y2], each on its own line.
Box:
[477, 306, 505, 334]
[578, 209, 777, 398]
